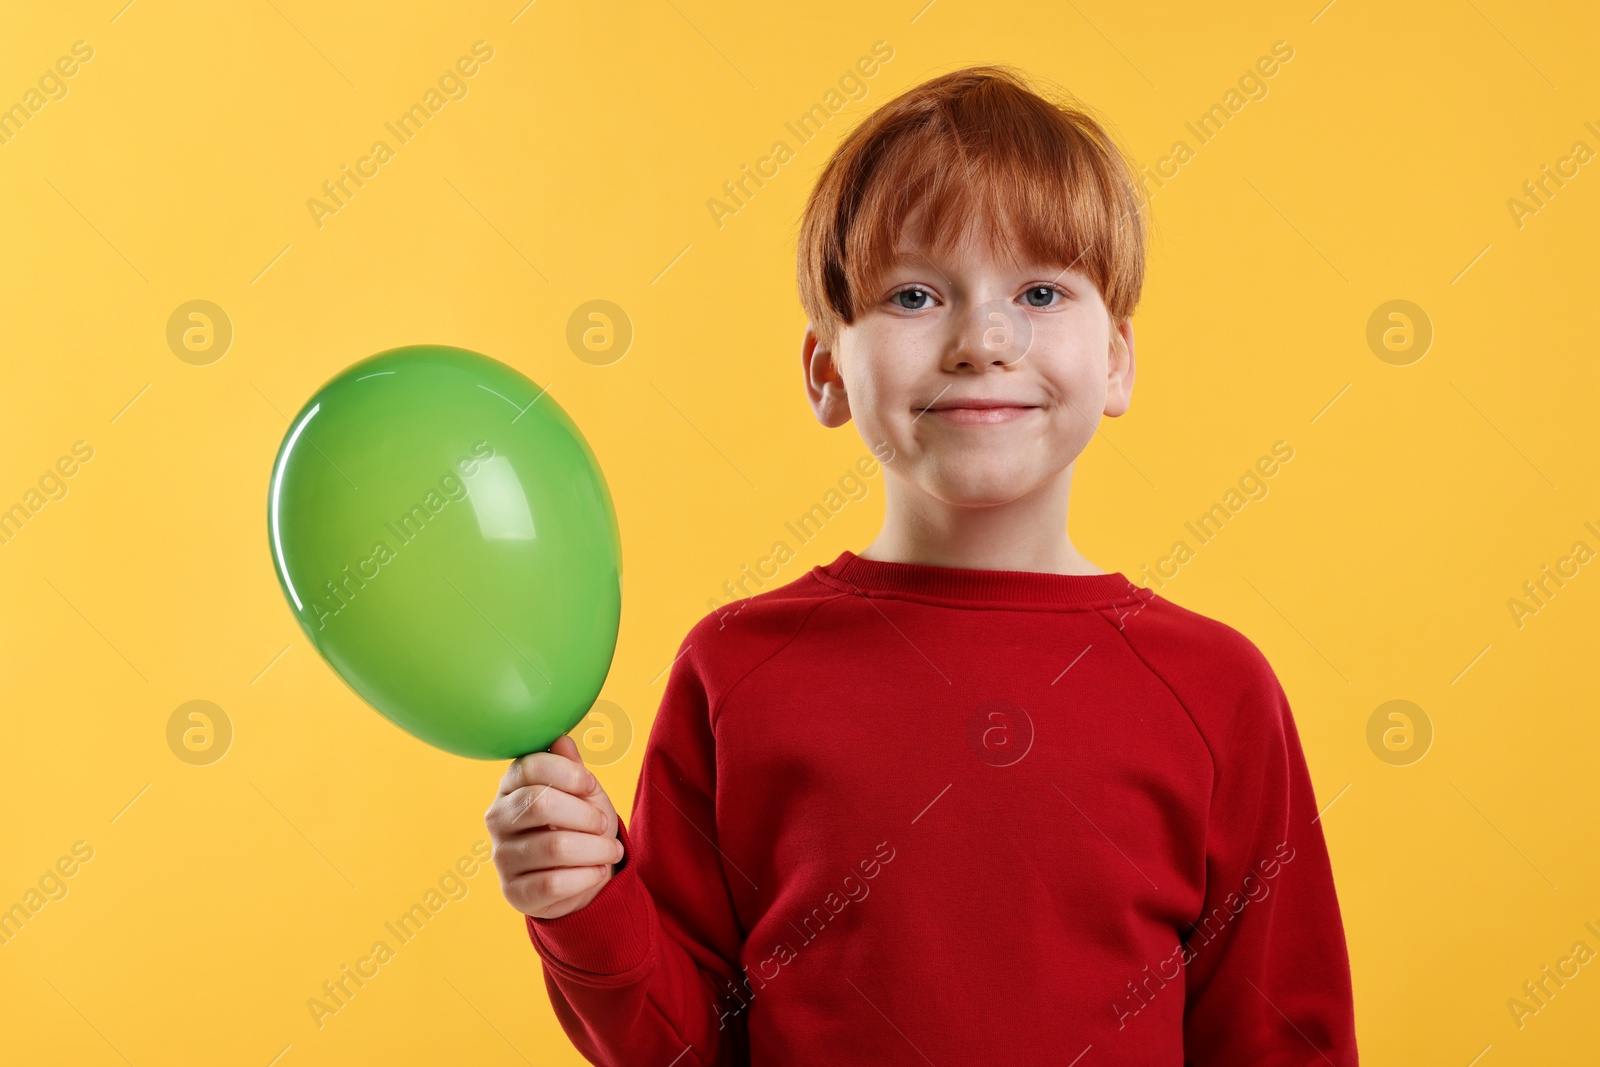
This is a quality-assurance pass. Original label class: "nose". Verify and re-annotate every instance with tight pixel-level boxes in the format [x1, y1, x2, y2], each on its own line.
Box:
[946, 298, 1030, 370]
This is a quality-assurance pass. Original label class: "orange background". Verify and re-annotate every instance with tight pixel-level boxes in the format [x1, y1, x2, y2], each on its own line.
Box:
[2, 1, 1597, 1063]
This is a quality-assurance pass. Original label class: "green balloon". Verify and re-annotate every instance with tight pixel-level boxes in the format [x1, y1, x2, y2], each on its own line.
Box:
[266, 345, 621, 760]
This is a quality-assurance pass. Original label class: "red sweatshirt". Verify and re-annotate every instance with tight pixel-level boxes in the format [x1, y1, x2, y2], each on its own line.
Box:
[526, 550, 1358, 1065]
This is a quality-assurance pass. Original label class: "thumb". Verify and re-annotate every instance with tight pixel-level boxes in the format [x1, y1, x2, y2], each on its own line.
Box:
[547, 734, 602, 797]
[548, 733, 584, 765]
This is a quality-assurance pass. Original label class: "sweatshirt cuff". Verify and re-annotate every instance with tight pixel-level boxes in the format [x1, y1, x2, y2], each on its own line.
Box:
[525, 816, 656, 982]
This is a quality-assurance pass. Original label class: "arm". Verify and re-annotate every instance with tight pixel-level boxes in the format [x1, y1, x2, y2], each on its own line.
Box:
[527, 638, 749, 1067]
[1182, 664, 1359, 1065]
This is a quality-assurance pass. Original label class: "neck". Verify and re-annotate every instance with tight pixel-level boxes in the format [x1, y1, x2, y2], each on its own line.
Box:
[859, 466, 1104, 575]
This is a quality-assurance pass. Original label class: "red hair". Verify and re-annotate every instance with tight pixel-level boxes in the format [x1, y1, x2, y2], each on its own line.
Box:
[796, 64, 1148, 351]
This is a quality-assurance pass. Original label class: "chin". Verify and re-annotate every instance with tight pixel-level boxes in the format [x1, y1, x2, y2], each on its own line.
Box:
[922, 468, 1045, 508]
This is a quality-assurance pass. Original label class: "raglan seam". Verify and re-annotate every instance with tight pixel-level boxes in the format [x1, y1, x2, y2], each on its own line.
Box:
[706, 589, 852, 732]
[1095, 602, 1220, 783]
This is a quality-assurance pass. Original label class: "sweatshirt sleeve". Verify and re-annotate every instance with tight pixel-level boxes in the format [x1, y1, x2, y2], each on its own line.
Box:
[524, 634, 749, 1066]
[1181, 657, 1359, 1065]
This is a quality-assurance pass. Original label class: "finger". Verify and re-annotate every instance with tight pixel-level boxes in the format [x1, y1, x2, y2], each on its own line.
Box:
[499, 749, 596, 798]
[503, 829, 625, 875]
[512, 864, 609, 909]
[505, 782, 611, 834]
[541, 734, 605, 802]
[549, 733, 581, 764]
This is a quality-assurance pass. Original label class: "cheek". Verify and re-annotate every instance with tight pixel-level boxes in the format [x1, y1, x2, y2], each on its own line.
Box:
[1049, 307, 1113, 361]
[840, 343, 908, 416]
[1037, 318, 1111, 384]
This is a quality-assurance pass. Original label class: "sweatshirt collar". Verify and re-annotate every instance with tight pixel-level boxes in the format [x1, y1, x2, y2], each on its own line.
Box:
[813, 549, 1152, 610]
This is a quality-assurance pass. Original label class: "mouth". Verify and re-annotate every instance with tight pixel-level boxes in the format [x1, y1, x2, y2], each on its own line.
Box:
[916, 403, 1040, 425]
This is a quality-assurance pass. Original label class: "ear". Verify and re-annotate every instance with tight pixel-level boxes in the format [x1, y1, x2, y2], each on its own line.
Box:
[802, 324, 852, 428]
[1104, 317, 1135, 418]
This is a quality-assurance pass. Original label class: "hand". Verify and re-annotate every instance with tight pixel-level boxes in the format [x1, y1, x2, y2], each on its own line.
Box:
[485, 734, 624, 920]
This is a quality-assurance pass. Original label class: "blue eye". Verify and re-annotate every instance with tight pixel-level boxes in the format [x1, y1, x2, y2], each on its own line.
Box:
[1023, 286, 1059, 307]
[892, 288, 933, 310]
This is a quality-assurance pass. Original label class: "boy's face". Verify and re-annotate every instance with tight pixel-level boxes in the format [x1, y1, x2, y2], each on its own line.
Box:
[802, 216, 1135, 510]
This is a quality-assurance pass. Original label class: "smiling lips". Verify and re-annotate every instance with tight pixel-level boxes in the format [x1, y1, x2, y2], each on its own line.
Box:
[918, 402, 1039, 425]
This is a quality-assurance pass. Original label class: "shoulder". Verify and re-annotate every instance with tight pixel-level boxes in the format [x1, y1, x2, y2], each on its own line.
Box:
[668, 566, 850, 713]
[1110, 591, 1274, 678]
[1105, 590, 1287, 756]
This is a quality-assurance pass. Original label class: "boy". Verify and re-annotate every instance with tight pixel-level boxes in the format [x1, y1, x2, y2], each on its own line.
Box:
[486, 64, 1358, 1065]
